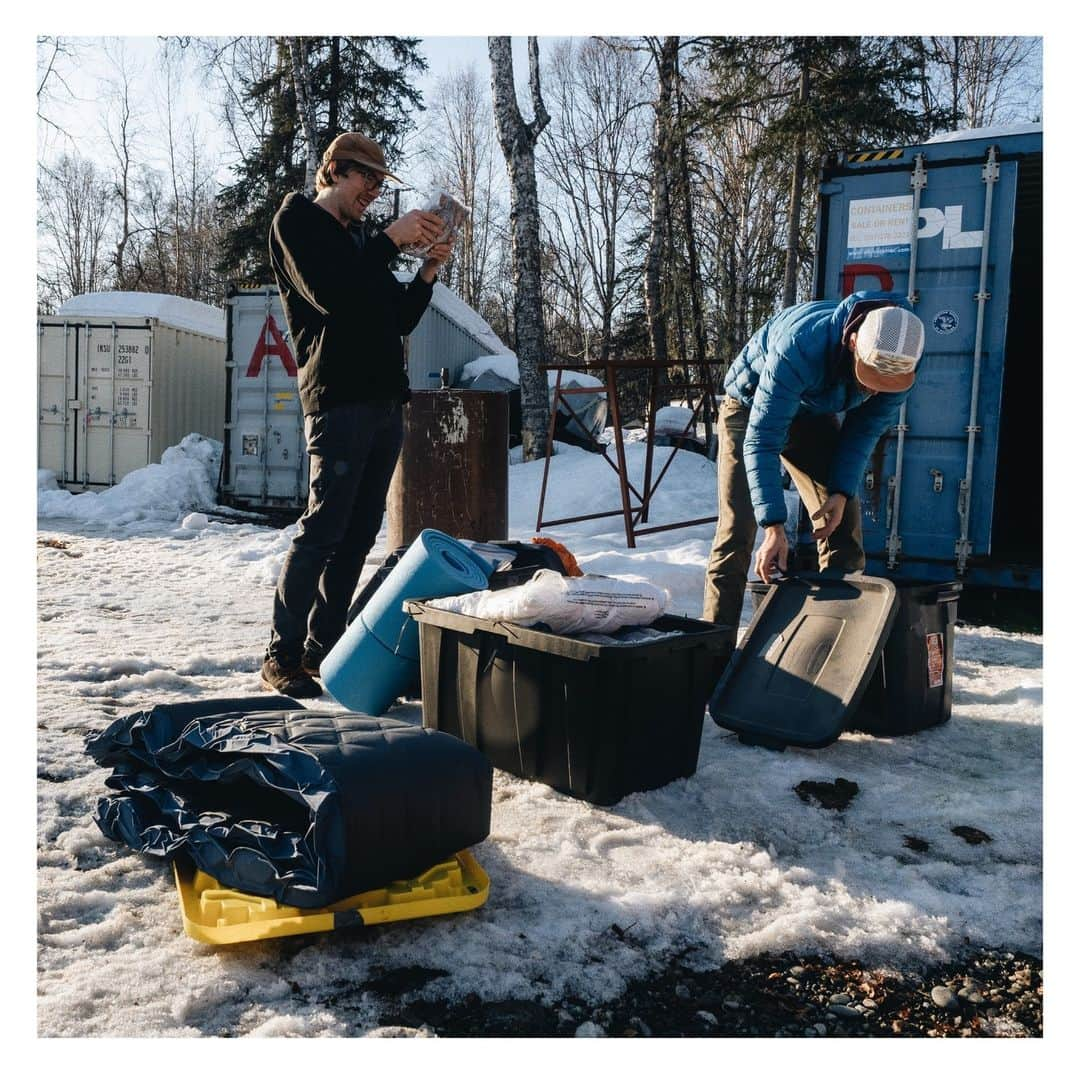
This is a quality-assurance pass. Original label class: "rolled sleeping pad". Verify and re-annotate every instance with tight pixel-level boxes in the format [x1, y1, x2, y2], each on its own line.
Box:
[321, 529, 492, 714]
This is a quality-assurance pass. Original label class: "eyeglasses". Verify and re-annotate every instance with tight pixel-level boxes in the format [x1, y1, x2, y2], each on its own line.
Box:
[355, 165, 385, 193]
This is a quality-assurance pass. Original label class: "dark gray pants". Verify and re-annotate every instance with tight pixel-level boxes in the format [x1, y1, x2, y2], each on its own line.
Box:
[267, 399, 404, 664]
[702, 396, 865, 640]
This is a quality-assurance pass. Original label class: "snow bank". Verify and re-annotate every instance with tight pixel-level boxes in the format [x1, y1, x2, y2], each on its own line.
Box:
[55, 292, 225, 340]
[37, 434, 222, 526]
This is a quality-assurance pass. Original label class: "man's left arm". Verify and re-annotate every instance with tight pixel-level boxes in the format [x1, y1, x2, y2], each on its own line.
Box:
[828, 389, 911, 499]
[395, 247, 452, 335]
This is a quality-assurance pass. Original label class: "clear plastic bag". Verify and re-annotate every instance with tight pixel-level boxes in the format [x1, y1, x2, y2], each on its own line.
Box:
[425, 570, 670, 635]
[401, 190, 470, 257]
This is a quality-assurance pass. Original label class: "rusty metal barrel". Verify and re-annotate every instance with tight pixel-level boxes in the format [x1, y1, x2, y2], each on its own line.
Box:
[386, 389, 509, 551]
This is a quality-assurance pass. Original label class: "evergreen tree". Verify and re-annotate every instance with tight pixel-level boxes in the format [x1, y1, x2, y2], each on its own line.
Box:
[215, 36, 427, 284]
[694, 37, 938, 306]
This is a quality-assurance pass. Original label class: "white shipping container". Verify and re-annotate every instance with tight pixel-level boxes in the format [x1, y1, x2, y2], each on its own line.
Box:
[37, 292, 226, 490]
[221, 282, 505, 514]
[221, 286, 309, 511]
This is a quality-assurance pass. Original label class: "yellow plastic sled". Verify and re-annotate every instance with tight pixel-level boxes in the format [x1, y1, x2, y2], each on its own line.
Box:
[174, 851, 489, 946]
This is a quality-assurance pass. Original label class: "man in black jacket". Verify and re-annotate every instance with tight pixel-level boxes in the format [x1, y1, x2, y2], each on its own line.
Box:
[261, 132, 451, 697]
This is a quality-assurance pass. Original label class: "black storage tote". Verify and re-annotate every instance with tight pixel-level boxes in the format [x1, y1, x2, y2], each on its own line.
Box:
[406, 603, 732, 806]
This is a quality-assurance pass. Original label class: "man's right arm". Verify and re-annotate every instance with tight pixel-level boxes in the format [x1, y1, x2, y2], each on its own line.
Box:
[743, 350, 805, 529]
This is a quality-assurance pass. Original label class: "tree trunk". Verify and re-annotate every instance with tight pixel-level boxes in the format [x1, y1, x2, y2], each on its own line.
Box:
[782, 54, 810, 308]
[289, 37, 320, 197]
[489, 36, 551, 462]
[328, 36, 341, 135]
[645, 37, 677, 369]
[674, 51, 711, 433]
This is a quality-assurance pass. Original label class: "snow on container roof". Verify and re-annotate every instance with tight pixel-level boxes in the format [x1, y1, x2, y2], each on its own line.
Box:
[394, 273, 511, 356]
[925, 122, 1043, 144]
[55, 291, 226, 340]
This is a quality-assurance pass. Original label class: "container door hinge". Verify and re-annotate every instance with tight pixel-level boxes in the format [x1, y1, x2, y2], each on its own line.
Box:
[930, 468, 943, 493]
[955, 537, 973, 573]
[886, 532, 902, 568]
[955, 480, 973, 574]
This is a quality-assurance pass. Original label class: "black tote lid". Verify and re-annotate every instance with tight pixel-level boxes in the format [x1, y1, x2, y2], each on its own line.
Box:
[708, 573, 899, 748]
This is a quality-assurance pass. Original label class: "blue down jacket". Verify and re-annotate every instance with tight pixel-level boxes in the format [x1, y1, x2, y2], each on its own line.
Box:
[723, 291, 915, 527]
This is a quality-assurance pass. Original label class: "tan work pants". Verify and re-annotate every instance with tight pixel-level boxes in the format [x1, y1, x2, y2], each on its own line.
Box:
[702, 396, 865, 638]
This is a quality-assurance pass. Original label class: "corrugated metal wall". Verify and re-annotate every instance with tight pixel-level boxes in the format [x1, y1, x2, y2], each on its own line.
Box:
[406, 305, 498, 390]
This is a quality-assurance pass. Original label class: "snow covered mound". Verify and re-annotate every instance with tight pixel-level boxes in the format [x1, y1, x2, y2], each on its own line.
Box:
[37, 434, 223, 526]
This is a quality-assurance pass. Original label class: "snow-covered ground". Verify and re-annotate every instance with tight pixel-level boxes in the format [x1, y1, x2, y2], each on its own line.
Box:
[36, 435, 1042, 1037]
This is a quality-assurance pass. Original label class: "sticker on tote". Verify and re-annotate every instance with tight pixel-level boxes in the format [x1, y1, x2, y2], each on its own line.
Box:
[926, 632, 945, 688]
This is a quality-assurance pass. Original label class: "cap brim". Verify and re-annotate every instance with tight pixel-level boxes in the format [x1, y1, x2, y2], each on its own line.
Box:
[330, 156, 401, 184]
[854, 356, 916, 394]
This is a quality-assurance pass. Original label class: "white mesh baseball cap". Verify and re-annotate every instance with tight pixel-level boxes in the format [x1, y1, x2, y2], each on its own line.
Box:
[853, 307, 925, 392]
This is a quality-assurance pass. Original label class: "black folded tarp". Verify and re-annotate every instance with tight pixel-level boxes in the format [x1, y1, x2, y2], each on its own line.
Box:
[88, 696, 493, 909]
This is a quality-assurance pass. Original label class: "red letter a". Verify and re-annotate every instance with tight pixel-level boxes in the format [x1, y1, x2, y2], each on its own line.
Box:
[246, 314, 298, 377]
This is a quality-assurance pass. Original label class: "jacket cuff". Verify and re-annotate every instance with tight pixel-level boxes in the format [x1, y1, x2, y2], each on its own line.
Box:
[827, 467, 859, 499]
[755, 503, 788, 529]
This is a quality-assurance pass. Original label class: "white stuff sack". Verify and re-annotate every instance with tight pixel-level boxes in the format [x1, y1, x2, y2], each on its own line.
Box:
[426, 570, 669, 635]
[401, 190, 470, 257]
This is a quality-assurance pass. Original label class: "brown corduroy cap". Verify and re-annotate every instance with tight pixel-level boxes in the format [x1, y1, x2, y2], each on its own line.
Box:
[322, 132, 401, 183]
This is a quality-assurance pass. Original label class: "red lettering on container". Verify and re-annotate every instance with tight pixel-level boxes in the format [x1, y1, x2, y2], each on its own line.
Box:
[841, 263, 894, 297]
[246, 315, 297, 377]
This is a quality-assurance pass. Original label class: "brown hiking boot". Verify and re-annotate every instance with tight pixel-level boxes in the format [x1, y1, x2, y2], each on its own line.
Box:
[301, 646, 325, 679]
[260, 656, 322, 699]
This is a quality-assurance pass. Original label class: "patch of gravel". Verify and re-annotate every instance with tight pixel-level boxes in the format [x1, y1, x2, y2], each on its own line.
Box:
[375, 948, 1041, 1037]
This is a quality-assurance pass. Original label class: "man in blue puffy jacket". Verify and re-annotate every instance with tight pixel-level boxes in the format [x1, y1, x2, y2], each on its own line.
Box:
[702, 292, 925, 642]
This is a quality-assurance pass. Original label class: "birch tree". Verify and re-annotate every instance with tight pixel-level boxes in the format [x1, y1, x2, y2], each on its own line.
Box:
[288, 37, 320, 196]
[489, 36, 551, 461]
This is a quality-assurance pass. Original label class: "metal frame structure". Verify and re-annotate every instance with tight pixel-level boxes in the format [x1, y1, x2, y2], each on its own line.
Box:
[535, 358, 724, 548]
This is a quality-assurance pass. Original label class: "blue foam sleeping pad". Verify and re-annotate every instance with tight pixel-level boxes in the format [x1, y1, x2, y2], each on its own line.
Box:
[321, 529, 491, 715]
[87, 696, 493, 908]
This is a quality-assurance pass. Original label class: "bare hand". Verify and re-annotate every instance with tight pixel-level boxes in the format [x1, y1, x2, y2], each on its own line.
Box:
[810, 493, 848, 541]
[384, 210, 444, 250]
[755, 524, 788, 585]
[419, 242, 453, 283]
[425, 241, 454, 265]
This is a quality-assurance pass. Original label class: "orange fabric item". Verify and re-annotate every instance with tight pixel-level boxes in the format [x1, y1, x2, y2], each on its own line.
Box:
[531, 537, 583, 577]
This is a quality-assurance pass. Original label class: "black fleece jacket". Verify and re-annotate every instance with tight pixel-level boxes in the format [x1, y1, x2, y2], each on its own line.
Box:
[268, 192, 434, 415]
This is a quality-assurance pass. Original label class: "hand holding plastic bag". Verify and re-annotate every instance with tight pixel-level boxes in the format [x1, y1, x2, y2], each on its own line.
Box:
[401, 190, 470, 257]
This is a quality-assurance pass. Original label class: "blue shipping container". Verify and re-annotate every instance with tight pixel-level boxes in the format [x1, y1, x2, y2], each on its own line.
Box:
[813, 124, 1042, 591]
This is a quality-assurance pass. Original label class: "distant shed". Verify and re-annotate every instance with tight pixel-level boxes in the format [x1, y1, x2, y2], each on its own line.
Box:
[38, 292, 226, 491]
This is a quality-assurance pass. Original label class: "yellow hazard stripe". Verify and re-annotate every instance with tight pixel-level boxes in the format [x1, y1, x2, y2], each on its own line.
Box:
[848, 148, 906, 163]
